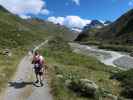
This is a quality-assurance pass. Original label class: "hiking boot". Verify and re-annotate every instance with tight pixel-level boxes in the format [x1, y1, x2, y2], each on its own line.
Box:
[35, 80, 39, 83]
[40, 81, 44, 86]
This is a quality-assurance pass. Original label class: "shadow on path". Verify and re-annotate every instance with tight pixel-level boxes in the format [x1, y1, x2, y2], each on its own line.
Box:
[8, 81, 33, 89]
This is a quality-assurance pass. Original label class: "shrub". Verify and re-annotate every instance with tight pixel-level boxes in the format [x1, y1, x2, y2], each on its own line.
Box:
[112, 69, 133, 98]
[68, 78, 99, 99]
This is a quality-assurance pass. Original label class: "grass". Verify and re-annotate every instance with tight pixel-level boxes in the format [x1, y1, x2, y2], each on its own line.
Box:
[77, 40, 133, 53]
[0, 6, 128, 100]
[77, 9, 133, 45]
[0, 48, 26, 91]
[112, 69, 133, 99]
[78, 41, 101, 46]
[39, 37, 122, 100]
[0, 6, 74, 93]
[98, 44, 133, 53]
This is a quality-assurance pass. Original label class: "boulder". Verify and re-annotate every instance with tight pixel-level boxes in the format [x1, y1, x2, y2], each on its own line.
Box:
[3, 49, 12, 56]
[65, 79, 72, 86]
[79, 79, 98, 97]
[68, 78, 99, 98]
[106, 94, 118, 100]
[56, 74, 64, 79]
[80, 79, 98, 89]
[100, 88, 118, 100]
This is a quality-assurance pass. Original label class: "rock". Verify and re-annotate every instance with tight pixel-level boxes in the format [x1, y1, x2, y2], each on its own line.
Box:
[65, 79, 72, 86]
[100, 88, 118, 100]
[56, 74, 63, 79]
[79, 79, 99, 97]
[80, 79, 98, 89]
[106, 93, 118, 100]
[130, 52, 133, 57]
[114, 56, 133, 69]
[8, 52, 12, 57]
[3, 49, 12, 56]
[68, 78, 99, 98]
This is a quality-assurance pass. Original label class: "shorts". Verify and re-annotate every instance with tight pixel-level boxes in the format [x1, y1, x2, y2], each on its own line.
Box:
[35, 70, 43, 76]
[34, 64, 43, 76]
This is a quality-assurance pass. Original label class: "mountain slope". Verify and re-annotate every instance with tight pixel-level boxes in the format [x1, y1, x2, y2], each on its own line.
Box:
[75, 20, 111, 42]
[0, 5, 75, 92]
[0, 5, 126, 100]
[27, 19, 77, 41]
[76, 9, 133, 45]
[0, 5, 76, 49]
[96, 8, 133, 44]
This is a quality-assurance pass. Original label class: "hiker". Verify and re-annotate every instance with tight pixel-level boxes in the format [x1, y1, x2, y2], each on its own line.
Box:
[32, 51, 45, 86]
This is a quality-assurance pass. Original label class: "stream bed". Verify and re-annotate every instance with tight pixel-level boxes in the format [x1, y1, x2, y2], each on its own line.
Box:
[69, 43, 133, 70]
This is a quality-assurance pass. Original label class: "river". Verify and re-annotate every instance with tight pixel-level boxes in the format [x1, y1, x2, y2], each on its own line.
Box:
[69, 43, 133, 70]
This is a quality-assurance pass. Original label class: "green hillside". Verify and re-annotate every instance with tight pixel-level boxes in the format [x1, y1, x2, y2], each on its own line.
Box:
[40, 37, 122, 100]
[76, 9, 133, 45]
[0, 5, 129, 100]
[0, 6, 74, 92]
[27, 18, 77, 41]
[0, 6, 76, 49]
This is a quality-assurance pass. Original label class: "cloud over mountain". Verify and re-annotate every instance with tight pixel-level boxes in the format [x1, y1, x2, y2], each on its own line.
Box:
[48, 16, 91, 29]
[0, 0, 50, 19]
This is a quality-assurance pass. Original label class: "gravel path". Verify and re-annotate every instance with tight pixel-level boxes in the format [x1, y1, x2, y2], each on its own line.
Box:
[2, 55, 33, 100]
[0, 40, 53, 100]
[27, 78, 52, 100]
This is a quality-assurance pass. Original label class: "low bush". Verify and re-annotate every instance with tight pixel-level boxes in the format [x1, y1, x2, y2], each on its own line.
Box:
[41, 37, 122, 100]
[112, 69, 133, 98]
[68, 78, 99, 99]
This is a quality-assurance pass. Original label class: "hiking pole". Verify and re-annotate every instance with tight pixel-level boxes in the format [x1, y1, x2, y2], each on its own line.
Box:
[42, 65, 45, 81]
[31, 63, 36, 84]
[42, 64, 48, 81]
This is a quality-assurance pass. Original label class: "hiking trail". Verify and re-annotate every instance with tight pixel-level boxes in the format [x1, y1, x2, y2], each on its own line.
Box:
[0, 40, 53, 100]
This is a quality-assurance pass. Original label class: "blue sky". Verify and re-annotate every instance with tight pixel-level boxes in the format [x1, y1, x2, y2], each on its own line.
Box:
[0, 0, 133, 28]
[42, 0, 133, 21]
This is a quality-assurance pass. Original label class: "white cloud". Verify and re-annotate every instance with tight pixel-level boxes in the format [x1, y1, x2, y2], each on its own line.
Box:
[19, 14, 31, 19]
[48, 16, 65, 25]
[40, 9, 50, 15]
[72, 0, 80, 5]
[129, 0, 133, 6]
[48, 16, 91, 29]
[0, 0, 50, 18]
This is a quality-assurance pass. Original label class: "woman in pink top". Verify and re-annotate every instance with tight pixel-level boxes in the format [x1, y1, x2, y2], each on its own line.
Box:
[32, 51, 45, 86]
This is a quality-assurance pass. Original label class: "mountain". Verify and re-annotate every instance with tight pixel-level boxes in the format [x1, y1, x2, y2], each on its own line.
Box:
[0, 5, 128, 100]
[88, 20, 104, 29]
[82, 20, 111, 33]
[104, 21, 112, 26]
[95, 8, 133, 44]
[0, 5, 9, 12]
[27, 18, 78, 41]
[0, 5, 77, 91]
[75, 20, 111, 41]
[71, 20, 111, 35]
[83, 20, 104, 31]
[0, 6, 40, 49]
[0, 5, 77, 50]
[76, 9, 133, 45]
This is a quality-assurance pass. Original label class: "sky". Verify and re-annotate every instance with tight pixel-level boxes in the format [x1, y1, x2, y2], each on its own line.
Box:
[0, 0, 133, 29]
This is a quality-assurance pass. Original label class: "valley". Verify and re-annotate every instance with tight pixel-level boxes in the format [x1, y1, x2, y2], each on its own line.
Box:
[0, 4, 133, 100]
